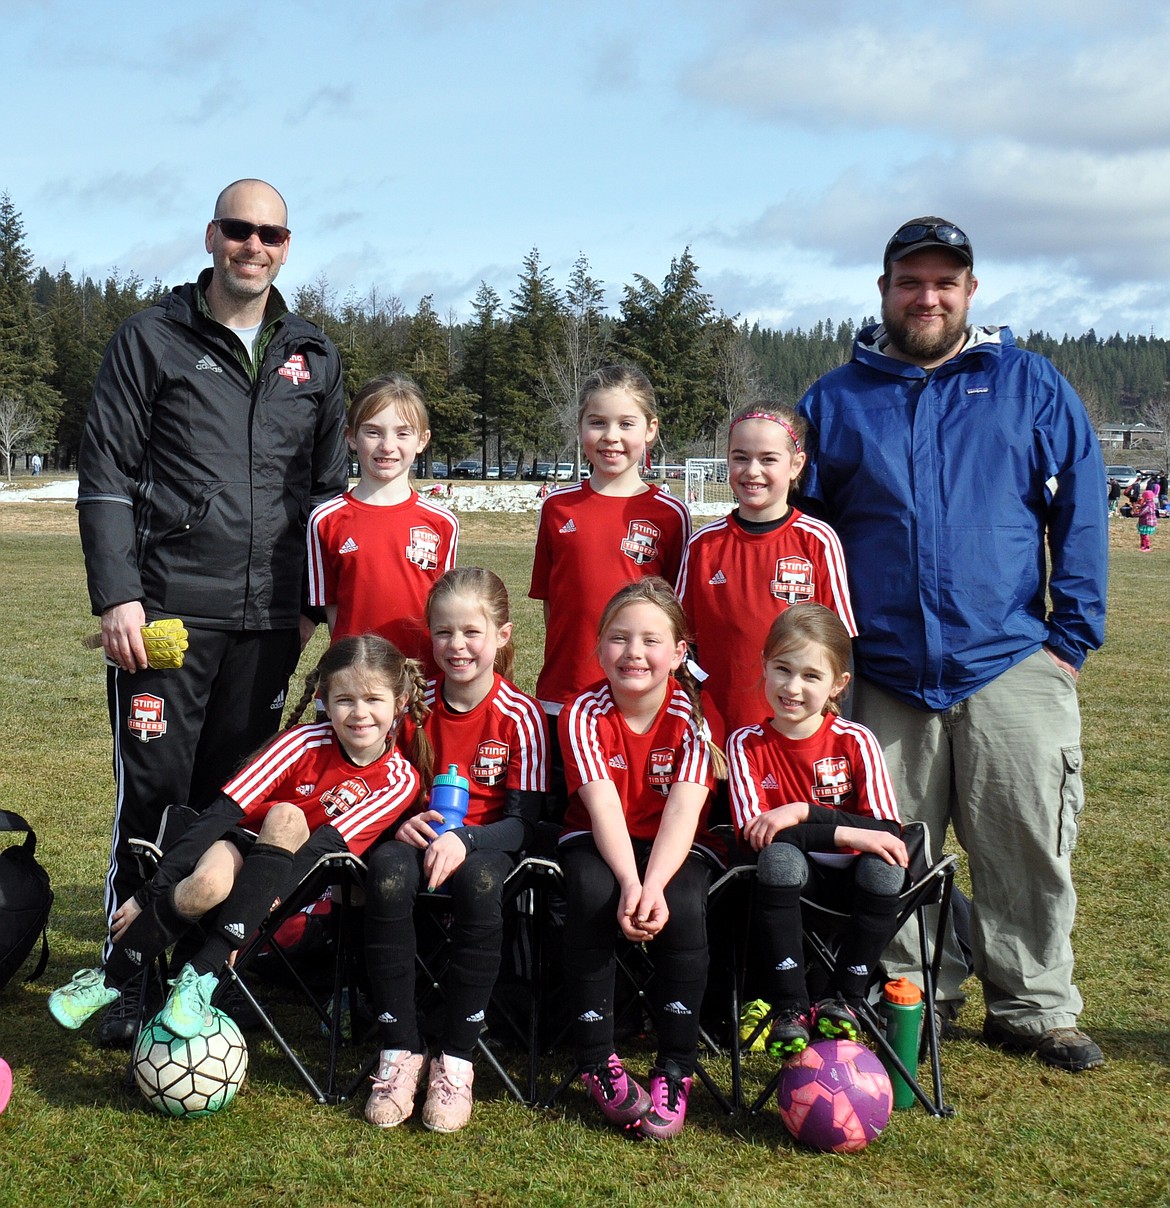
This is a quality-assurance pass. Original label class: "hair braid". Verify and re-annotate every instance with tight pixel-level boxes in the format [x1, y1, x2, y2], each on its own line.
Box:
[285, 668, 322, 729]
[675, 658, 728, 781]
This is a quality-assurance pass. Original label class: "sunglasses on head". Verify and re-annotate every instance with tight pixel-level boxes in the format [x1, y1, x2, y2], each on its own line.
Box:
[888, 222, 970, 253]
[212, 218, 291, 246]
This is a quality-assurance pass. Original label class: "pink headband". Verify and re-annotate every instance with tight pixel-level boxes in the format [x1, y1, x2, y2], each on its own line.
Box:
[729, 411, 801, 453]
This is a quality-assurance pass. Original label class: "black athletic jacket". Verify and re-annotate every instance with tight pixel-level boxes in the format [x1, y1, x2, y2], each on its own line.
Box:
[77, 271, 348, 630]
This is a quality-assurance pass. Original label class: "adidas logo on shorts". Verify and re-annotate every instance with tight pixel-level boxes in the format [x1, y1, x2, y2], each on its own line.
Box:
[708, 570, 727, 585]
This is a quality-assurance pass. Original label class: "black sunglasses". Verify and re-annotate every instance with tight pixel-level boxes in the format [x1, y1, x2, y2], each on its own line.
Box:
[888, 222, 970, 253]
[212, 218, 291, 246]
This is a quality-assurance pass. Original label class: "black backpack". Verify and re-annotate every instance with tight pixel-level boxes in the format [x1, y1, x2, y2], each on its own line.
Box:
[0, 809, 53, 989]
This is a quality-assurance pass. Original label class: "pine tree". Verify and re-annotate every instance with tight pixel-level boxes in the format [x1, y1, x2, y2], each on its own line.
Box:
[0, 192, 61, 453]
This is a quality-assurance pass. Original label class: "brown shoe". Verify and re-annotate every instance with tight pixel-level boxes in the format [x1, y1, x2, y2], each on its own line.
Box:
[364, 1051, 427, 1127]
[983, 1018, 1104, 1073]
[421, 1054, 474, 1133]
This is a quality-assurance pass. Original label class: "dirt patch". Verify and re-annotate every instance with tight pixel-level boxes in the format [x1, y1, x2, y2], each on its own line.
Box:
[0, 504, 78, 535]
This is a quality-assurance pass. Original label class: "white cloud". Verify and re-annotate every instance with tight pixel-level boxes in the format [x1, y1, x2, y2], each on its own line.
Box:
[681, 11, 1170, 153]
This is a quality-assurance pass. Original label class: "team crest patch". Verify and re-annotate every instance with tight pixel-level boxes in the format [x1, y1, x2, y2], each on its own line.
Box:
[620, 520, 661, 566]
[406, 525, 440, 570]
[472, 740, 508, 787]
[277, 354, 311, 384]
[770, 556, 815, 603]
[128, 693, 167, 743]
[812, 756, 853, 807]
[648, 747, 675, 795]
[321, 777, 371, 818]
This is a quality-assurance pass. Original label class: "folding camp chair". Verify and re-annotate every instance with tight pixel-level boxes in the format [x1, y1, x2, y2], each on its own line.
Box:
[217, 850, 370, 1105]
[731, 820, 958, 1117]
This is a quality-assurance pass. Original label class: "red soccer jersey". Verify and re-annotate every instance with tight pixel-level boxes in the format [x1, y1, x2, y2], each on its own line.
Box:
[676, 508, 856, 735]
[223, 721, 421, 856]
[529, 480, 691, 710]
[307, 490, 459, 663]
[726, 715, 900, 841]
[405, 673, 550, 828]
[559, 678, 715, 845]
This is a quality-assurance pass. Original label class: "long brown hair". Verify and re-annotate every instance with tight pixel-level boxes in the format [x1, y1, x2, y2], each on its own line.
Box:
[596, 577, 727, 779]
[286, 635, 435, 789]
[426, 566, 515, 681]
[762, 604, 852, 717]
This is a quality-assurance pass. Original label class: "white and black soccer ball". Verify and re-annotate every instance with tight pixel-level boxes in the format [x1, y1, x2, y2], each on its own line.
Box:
[133, 1007, 248, 1118]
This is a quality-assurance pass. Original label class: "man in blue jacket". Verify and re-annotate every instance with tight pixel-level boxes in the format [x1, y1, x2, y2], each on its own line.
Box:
[797, 218, 1107, 1072]
[77, 179, 348, 1042]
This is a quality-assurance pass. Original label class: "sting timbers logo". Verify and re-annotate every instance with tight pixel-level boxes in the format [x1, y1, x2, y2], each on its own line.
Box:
[406, 525, 440, 571]
[277, 354, 311, 384]
[648, 747, 675, 796]
[812, 756, 853, 807]
[472, 740, 508, 787]
[321, 777, 371, 818]
[128, 693, 167, 743]
[770, 556, 815, 604]
[620, 520, 661, 566]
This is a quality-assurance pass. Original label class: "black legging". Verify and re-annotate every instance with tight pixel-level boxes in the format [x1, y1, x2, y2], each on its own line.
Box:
[364, 840, 513, 1061]
[560, 836, 713, 1075]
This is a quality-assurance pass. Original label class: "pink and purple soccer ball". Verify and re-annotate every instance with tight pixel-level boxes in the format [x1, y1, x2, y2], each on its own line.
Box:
[0, 1056, 12, 1114]
[777, 1039, 893, 1153]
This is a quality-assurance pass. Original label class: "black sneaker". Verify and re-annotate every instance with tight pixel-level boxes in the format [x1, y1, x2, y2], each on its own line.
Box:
[96, 975, 160, 1048]
[983, 1018, 1104, 1073]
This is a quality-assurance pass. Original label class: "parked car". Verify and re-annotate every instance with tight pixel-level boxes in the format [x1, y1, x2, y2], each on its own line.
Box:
[526, 461, 554, 480]
[429, 461, 448, 478]
[452, 459, 482, 479]
[550, 462, 574, 481]
[1105, 464, 1139, 488]
[501, 463, 518, 479]
[485, 465, 501, 479]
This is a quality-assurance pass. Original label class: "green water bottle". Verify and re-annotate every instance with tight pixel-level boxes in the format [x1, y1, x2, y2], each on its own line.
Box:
[881, 977, 924, 1110]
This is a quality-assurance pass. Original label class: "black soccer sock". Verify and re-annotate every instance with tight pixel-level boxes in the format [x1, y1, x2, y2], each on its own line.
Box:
[754, 882, 809, 1011]
[104, 888, 194, 990]
[189, 843, 296, 977]
[832, 883, 901, 1002]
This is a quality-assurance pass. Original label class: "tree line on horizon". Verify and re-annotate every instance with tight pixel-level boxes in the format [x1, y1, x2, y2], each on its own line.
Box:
[2, 189, 1168, 478]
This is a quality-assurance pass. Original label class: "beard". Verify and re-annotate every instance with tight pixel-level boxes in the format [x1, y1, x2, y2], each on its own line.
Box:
[881, 298, 969, 364]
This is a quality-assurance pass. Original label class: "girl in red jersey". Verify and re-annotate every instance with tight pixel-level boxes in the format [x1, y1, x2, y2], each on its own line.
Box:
[530, 365, 691, 723]
[49, 635, 432, 1043]
[676, 404, 856, 737]
[363, 568, 549, 1133]
[307, 374, 458, 665]
[726, 604, 907, 1058]
[559, 577, 725, 1140]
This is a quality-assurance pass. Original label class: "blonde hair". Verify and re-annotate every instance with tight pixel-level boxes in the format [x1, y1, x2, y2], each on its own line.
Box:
[596, 577, 727, 779]
[762, 604, 852, 717]
[577, 363, 658, 428]
[426, 566, 515, 681]
[348, 374, 430, 440]
[286, 635, 435, 790]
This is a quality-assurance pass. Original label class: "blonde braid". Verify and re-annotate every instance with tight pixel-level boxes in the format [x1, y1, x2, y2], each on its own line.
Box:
[675, 659, 728, 781]
[402, 659, 435, 792]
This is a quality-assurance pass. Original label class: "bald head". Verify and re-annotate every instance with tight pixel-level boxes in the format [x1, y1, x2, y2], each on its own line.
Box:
[213, 178, 288, 225]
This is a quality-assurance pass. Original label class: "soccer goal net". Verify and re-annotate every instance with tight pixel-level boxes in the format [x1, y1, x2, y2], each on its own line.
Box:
[685, 459, 736, 515]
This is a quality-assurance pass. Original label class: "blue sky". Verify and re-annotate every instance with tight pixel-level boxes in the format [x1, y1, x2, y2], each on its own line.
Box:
[5, 0, 1169, 338]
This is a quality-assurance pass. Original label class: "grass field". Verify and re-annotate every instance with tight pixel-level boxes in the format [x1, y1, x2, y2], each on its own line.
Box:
[0, 498, 1167, 1207]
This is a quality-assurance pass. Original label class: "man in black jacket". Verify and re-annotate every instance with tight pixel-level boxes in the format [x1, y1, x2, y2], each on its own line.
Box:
[76, 179, 348, 1042]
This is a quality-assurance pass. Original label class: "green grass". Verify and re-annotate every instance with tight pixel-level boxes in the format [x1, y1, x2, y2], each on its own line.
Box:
[0, 508, 1167, 1208]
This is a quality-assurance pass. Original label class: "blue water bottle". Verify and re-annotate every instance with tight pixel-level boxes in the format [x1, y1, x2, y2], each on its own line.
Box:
[429, 764, 469, 837]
